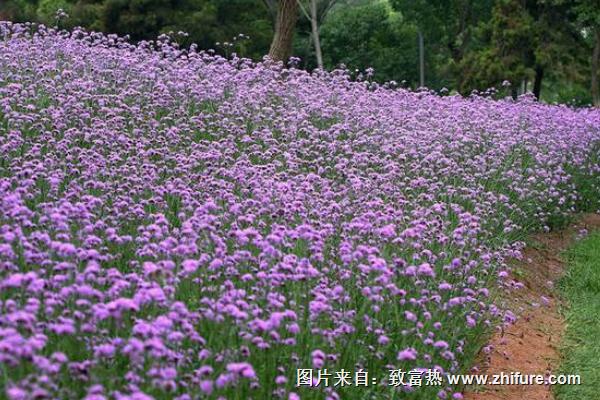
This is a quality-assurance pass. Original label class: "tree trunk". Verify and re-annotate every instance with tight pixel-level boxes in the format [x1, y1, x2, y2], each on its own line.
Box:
[533, 65, 544, 100]
[592, 29, 600, 107]
[268, 0, 299, 63]
[310, 0, 323, 69]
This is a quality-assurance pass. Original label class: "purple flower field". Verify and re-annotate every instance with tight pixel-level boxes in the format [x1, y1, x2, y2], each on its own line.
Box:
[1, 22, 599, 400]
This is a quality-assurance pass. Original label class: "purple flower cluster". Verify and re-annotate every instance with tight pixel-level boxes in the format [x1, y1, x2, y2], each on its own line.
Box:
[0, 22, 599, 399]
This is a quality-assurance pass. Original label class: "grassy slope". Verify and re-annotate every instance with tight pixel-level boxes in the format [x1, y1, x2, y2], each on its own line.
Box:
[555, 230, 600, 399]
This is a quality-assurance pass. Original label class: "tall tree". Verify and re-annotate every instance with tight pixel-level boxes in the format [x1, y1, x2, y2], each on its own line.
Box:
[528, 0, 582, 100]
[458, 0, 583, 100]
[265, 0, 299, 62]
[309, 0, 323, 68]
[390, 0, 494, 87]
[296, 0, 338, 69]
[573, 0, 600, 106]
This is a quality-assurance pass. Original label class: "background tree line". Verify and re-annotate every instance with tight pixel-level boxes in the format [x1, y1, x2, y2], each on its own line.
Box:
[1, 0, 598, 106]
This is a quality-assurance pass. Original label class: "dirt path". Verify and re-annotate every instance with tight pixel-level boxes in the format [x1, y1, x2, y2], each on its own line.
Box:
[463, 213, 600, 400]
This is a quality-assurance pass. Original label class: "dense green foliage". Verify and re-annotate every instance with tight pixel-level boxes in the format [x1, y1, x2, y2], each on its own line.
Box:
[315, 1, 419, 84]
[0, 0, 598, 104]
[388, 0, 494, 90]
[0, 0, 274, 59]
[457, 0, 586, 100]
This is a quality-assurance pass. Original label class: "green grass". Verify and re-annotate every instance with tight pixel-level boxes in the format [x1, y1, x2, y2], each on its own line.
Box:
[555, 230, 600, 399]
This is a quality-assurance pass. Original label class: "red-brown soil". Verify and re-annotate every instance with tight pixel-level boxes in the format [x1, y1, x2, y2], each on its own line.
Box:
[463, 213, 600, 400]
